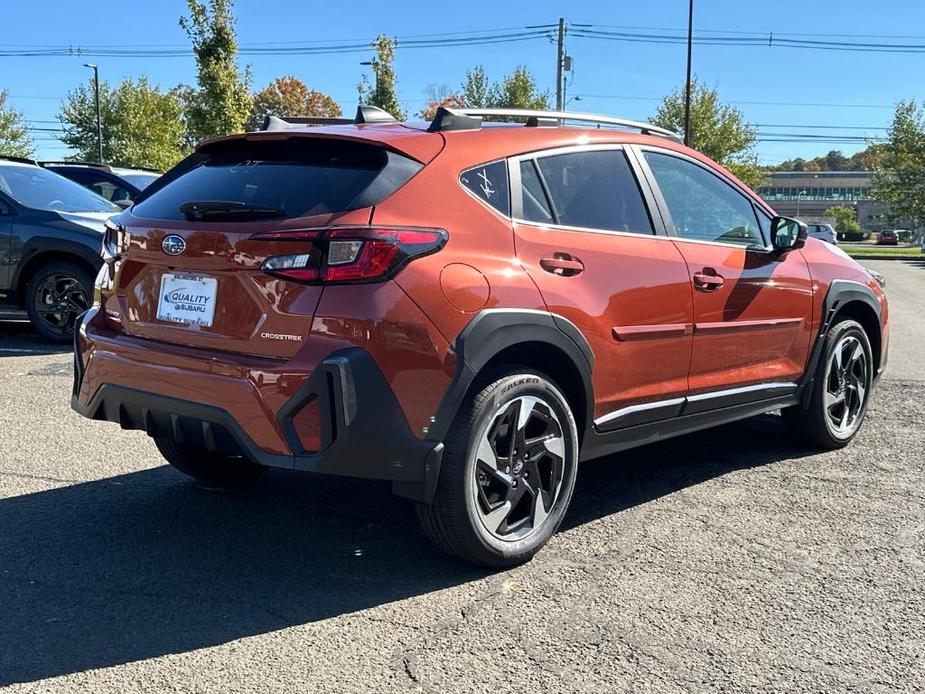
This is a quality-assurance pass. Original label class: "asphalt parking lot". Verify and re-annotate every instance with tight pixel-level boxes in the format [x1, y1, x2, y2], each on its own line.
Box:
[1, 259, 922, 693]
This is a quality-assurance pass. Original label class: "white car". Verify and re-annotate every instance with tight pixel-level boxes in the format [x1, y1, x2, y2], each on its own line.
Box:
[806, 223, 837, 245]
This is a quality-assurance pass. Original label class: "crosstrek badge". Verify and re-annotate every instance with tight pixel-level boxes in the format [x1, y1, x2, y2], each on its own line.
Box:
[156, 273, 218, 327]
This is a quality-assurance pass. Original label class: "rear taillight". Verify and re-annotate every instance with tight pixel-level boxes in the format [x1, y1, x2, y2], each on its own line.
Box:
[252, 226, 447, 284]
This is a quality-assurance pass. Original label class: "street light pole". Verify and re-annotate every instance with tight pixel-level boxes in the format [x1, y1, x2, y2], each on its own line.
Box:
[683, 0, 693, 146]
[83, 63, 103, 163]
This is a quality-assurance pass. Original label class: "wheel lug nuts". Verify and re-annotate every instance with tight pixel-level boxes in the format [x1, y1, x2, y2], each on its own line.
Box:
[511, 480, 518, 488]
[505, 466, 510, 474]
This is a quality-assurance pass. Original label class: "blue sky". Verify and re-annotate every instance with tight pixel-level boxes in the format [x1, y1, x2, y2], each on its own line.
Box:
[4, 0, 925, 164]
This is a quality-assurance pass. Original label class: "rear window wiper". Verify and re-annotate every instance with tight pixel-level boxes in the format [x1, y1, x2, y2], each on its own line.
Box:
[179, 200, 285, 221]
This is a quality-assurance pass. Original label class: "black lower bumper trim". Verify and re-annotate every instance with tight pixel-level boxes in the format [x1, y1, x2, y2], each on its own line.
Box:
[71, 346, 443, 503]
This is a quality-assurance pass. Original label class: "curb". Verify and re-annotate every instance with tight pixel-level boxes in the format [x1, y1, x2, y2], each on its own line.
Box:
[846, 254, 924, 261]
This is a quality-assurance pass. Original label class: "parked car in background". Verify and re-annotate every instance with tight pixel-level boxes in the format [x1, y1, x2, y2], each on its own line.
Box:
[41, 162, 160, 209]
[806, 223, 837, 245]
[0, 156, 119, 341]
[71, 107, 889, 567]
[876, 229, 899, 245]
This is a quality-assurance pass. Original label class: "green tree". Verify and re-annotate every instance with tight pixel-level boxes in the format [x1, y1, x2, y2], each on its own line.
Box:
[60, 77, 188, 170]
[824, 205, 866, 241]
[462, 66, 490, 108]
[0, 90, 34, 157]
[870, 100, 925, 232]
[180, 0, 252, 140]
[487, 66, 549, 110]
[651, 77, 764, 188]
[357, 35, 405, 120]
[247, 76, 341, 130]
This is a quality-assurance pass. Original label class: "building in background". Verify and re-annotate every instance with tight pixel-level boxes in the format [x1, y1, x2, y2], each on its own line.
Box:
[757, 171, 889, 231]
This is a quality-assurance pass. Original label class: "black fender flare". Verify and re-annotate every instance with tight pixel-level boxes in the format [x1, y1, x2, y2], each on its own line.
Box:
[427, 308, 595, 442]
[799, 279, 883, 403]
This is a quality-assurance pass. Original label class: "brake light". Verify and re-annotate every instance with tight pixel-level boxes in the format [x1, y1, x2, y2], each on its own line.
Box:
[252, 226, 447, 284]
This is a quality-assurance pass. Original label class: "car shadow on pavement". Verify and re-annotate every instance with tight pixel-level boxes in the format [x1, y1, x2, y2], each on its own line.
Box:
[0, 413, 809, 685]
[0, 318, 71, 357]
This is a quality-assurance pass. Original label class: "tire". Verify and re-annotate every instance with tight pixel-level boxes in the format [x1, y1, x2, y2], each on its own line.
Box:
[25, 260, 94, 343]
[416, 369, 579, 568]
[154, 436, 266, 487]
[783, 318, 874, 449]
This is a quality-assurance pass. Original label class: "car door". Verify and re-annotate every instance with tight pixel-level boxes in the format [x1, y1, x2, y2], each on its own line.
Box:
[0, 195, 14, 294]
[637, 147, 813, 401]
[510, 146, 694, 429]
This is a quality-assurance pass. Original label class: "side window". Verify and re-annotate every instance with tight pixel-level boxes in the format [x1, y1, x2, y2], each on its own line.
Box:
[519, 160, 554, 224]
[460, 160, 509, 216]
[644, 151, 763, 246]
[755, 205, 772, 240]
[534, 150, 653, 234]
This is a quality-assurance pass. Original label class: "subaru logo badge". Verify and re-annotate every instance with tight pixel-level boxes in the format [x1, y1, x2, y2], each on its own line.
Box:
[162, 235, 186, 256]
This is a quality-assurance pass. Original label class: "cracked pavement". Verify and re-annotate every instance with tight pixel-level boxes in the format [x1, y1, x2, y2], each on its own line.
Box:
[0, 260, 922, 693]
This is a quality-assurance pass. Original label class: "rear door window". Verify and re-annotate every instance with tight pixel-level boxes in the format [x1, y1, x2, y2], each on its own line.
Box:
[132, 138, 422, 221]
[519, 160, 554, 224]
[527, 150, 653, 234]
[460, 160, 509, 216]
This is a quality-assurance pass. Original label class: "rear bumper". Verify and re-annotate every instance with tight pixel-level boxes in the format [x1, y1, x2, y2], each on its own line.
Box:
[71, 309, 443, 503]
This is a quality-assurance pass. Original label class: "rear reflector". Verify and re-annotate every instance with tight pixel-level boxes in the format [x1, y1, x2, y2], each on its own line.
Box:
[291, 396, 322, 453]
[252, 226, 447, 284]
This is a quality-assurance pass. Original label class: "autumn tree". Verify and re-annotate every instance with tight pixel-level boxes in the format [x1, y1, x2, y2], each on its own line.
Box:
[357, 34, 405, 120]
[180, 0, 252, 140]
[651, 77, 764, 188]
[417, 83, 464, 120]
[59, 77, 188, 169]
[0, 91, 33, 157]
[247, 77, 341, 130]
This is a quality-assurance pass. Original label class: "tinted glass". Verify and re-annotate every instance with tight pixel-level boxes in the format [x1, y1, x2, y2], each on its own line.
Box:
[644, 152, 763, 246]
[535, 150, 652, 233]
[0, 165, 119, 213]
[460, 160, 509, 216]
[133, 139, 410, 221]
[68, 172, 133, 204]
[120, 173, 159, 189]
[519, 160, 554, 224]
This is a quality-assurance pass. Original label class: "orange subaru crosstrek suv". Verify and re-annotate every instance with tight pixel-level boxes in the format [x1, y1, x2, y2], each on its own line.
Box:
[73, 106, 889, 566]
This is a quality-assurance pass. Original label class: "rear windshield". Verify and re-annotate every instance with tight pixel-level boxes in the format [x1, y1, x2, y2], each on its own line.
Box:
[132, 138, 421, 221]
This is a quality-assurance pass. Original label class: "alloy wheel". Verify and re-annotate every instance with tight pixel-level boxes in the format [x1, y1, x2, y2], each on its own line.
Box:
[471, 395, 568, 541]
[32, 272, 89, 338]
[823, 334, 870, 439]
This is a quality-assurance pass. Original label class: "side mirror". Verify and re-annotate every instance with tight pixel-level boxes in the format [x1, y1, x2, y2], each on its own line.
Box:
[771, 216, 807, 253]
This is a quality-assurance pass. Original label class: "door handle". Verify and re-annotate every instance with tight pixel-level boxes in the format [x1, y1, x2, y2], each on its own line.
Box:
[540, 254, 584, 276]
[692, 270, 725, 291]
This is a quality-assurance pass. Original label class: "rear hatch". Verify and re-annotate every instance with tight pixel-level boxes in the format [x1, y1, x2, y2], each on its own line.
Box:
[108, 131, 438, 358]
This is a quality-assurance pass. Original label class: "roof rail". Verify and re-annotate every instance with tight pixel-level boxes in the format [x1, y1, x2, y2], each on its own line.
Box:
[427, 107, 683, 142]
[260, 105, 398, 132]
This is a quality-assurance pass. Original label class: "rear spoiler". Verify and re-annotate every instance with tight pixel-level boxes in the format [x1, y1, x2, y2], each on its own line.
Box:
[260, 106, 397, 131]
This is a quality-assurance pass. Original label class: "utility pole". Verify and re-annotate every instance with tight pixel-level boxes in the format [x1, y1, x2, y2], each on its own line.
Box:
[683, 0, 693, 146]
[555, 18, 566, 111]
[84, 63, 103, 163]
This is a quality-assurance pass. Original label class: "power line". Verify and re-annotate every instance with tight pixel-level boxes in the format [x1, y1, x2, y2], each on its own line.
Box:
[575, 93, 895, 109]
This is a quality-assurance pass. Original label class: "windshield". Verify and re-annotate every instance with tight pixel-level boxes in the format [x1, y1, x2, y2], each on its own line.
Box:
[120, 172, 159, 190]
[0, 165, 120, 213]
